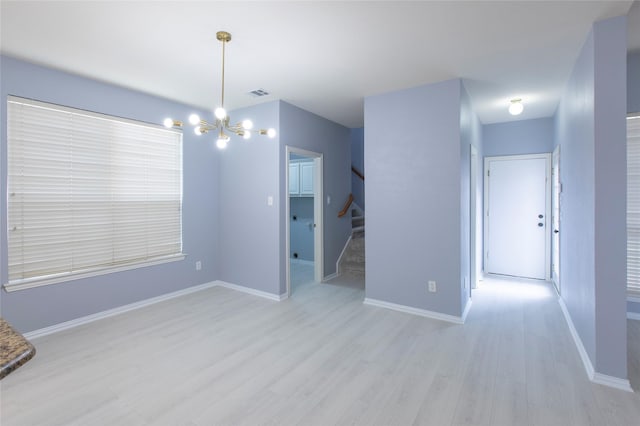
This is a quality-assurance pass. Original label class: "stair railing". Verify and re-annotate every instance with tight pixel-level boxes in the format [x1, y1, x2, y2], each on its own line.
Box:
[338, 194, 354, 218]
[351, 165, 364, 181]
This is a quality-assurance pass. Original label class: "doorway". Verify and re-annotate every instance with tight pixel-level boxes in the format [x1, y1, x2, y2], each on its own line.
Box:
[484, 154, 551, 280]
[286, 146, 323, 296]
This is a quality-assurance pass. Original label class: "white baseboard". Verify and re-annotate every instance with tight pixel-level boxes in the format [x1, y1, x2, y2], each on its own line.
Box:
[363, 298, 464, 325]
[323, 272, 338, 282]
[215, 280, 286, 302]
[593, 372, 634, 392]
[335, 234, 352, 276]
[557, 296, 596, 380]
[24, 281, 218, 340]
[558, 297, 633, 392]
[290, 258, 314, 266]
[627, 311, 640, 320]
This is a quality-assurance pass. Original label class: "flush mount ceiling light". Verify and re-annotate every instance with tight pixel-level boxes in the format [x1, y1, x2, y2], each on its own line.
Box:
[164, 31, 276, 149]
[508, 98, 524, 116]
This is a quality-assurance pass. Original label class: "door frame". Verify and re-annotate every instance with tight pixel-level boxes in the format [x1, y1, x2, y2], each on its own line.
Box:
[470, 145, 479, 293]
[483, 153, 552, 280]
[285, 146, 324, 296]
[551, 146, 561, 292]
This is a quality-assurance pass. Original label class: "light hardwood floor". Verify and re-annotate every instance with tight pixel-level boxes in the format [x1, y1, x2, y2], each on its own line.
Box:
[1, 275, 639, 425]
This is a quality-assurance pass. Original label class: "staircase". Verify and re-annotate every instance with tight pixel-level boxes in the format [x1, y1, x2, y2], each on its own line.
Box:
[339, 207, 365, 277]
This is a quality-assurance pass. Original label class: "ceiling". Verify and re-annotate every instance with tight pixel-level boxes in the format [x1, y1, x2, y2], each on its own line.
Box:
[1, 1, 637, 128]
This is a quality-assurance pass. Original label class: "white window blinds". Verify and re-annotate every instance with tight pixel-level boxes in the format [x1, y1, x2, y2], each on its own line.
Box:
[6, 96, 183, 290]
[627, 114, 640, 296]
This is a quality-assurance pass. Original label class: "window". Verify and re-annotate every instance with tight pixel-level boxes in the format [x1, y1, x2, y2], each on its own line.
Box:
[627, 113, 640, 297]
[6, 96, 183, 291]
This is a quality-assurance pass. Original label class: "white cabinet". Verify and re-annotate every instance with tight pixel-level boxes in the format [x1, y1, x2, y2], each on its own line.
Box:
[289, 163, 300, 194]
[300, 162, 314, 195]
[289, 160, 314, 197]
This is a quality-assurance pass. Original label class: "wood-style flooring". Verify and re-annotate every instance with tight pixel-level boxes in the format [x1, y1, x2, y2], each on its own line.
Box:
[1, 275, 639, 425]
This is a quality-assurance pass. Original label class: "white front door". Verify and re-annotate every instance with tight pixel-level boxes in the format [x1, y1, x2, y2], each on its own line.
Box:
[484, 154, 551, 280]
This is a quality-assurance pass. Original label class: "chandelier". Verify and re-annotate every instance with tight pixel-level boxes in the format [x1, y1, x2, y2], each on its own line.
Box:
[164, 31, 276, 149]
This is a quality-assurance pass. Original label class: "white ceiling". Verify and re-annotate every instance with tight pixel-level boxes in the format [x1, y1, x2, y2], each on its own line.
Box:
[0, 1, 636, 128]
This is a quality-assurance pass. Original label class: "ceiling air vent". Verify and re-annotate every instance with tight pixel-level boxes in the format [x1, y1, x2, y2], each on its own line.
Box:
[248, 88, 270, 98]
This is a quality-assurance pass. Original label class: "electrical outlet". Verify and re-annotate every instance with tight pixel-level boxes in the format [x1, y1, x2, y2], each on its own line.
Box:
[428, 280, 437, 293]
[195, 261, 202, 271]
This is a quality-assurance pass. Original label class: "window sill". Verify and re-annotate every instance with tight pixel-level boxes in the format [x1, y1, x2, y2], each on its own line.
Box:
[3, 254, 186, 292]
[628, 294, 640, 304]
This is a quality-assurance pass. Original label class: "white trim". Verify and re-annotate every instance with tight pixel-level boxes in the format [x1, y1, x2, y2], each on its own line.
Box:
[24, 281, 217, 340]
[627, 295, 640, 303]
[290, 258, 314, 266]
[4, 254, 185, 292]
[323, 272, 338, 282]
[628, 312, 640, 321]
[593, 373, 634, 392]
[558, 296, 634, 392]
[336, 234, 353, 276]
[351, 201, 364, 217]
[558, 296, 596, 380]
[461, 299, 473, 322]
[363, 298, 465, 324]
[216, 280, 286, 302]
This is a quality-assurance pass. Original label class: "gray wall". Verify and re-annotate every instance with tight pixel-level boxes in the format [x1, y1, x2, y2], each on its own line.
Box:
[364, 78, 466, 317]
[0, 56, 219, 333]
[483, 118, 554, 157]
[350, 127, 365, 210]
[290, 197, 314, 261]
[217, 101, 282, 295]
[553, 16, 628, 380]
[279, 101, 352, 291]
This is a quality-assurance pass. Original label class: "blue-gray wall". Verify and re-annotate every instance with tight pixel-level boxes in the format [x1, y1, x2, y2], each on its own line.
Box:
[0, 55, 219, 333]
[553, 16, 628, 380]
[350, 127, 365, 210]
[290, 197, 314, 261]
[218, 100, 351, 297]
[483, 118, 554, 157]
[0, 57, 351, 330]
[365, 78, 467, 318]
[217, 101, 281, 295]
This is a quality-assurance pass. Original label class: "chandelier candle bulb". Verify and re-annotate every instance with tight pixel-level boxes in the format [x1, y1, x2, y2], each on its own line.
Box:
[189, 114, 200, 125]
[163, 118, 182, 128]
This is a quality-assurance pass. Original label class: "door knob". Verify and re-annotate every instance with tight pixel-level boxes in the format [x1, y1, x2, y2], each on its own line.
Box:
[538, 223, 544, 227]
[538, 214, 544, 219]
[554, 229, 559, 234]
